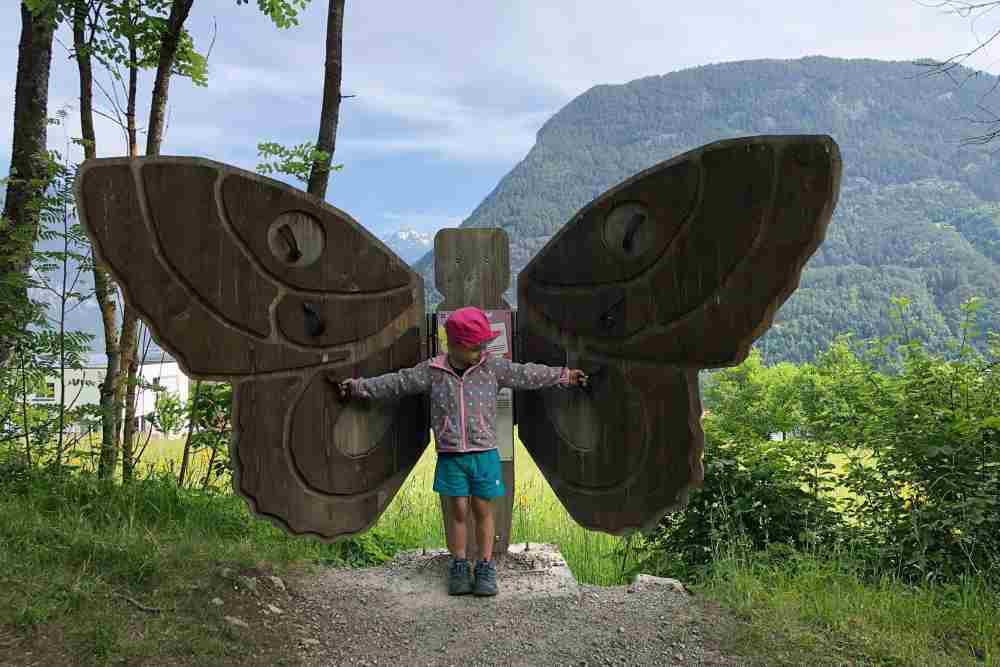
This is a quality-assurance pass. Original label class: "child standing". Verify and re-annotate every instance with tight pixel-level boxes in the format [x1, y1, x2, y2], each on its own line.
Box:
[334, 306, 587, 596]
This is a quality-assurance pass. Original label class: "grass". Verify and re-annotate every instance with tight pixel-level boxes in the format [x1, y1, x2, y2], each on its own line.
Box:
[0, 457, 396, 665]
[694, 543, 999, 666]
[375, 429, 638, 585]
[67, 429, 641, 586]
[3, 434, 998, 666]
[66, 433, 221, 488]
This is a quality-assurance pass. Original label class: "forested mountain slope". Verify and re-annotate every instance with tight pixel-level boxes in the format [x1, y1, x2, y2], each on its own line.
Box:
[414, 57, 1000, 362]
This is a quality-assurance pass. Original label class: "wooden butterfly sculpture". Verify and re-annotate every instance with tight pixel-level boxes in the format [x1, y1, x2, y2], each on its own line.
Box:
[74, 134, 841, 540]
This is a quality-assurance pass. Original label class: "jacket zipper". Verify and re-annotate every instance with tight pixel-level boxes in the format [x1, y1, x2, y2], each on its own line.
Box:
[432, 354, 488, 452]
[458, 381, 466, 451]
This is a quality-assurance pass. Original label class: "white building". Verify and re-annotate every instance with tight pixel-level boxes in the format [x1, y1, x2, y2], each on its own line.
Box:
[28, 351, 192, 435]
[27, 353, 107, 413]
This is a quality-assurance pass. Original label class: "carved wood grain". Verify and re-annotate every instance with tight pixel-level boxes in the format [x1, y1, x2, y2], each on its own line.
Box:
[516, 135, 841, 535]
[75, 156, 429, 541]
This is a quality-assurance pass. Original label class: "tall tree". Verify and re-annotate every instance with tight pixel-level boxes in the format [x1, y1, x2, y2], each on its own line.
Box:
[146, 0, 194, 155]
[70, 0, 205, 479]
[70, 0, 311, 479]
[306, 0, 345, 200]
[72, 0, 122, 475]
[0, 2, 58, 366]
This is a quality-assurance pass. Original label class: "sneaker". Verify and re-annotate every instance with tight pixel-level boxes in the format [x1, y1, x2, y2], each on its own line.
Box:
[447, 558, 472, 595]
[473, 559, 498, 597]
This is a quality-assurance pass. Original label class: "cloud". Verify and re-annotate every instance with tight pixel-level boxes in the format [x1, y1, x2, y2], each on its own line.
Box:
[4, 0, 1000, 177]
[338, 88, 553, 162]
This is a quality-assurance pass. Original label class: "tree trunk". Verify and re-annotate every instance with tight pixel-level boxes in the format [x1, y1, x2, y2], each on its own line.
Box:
[97, 0, 195, 479]
[19, 349, 32, 466]
[120, 345, 140, 482]
[306, 0, 345, 200]
[146, 0, 195, 156]
[115, 9, 142, 482]
[126, 9, 139, 159]
[72, 3, 96, 161]
[74, 0, 123, 478]
[0, 3, 56, 365]
[201, 442, 218, 489]
[178, 381, 201, 487]
[106, 305, 139, 476]
[94, 292, 121, 478]
[121, 329, 150, 483]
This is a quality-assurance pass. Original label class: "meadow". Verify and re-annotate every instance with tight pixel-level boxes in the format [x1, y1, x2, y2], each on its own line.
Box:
[3, 429, 997, 665]
[131, 429, 641, 586]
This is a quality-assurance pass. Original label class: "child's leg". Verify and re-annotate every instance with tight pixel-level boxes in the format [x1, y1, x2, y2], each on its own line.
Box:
[470, 496, 494, 561]
[445, 495, 470, 559]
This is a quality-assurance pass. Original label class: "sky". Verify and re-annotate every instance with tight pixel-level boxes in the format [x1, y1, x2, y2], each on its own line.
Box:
[2, 0, 1000, 241]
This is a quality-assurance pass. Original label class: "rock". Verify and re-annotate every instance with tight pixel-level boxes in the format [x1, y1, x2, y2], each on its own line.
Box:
[210, 597, 224, 606]
[267, 575, 286, 591]
[224, 616, 249, 629]
[301, 638, 320, 646]
[631, 574, 688, 594]
[238, 576, 259, 594]
[267, 604, 284, 615]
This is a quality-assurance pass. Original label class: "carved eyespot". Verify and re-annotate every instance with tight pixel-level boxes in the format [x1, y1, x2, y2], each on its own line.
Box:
[603, 202, 650, 257]
[267, 211, 325, 267]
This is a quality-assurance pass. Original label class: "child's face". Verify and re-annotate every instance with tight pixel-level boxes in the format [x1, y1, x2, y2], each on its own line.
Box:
[447, 340, 484, 368]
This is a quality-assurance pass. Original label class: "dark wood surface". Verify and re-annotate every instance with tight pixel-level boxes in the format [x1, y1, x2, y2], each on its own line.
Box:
[434, 229, 511, 310]
[434, 229, 515, 561]
[75, 156, 428, 541]
[74, 134, 841, 543]
[221, 171, 411, 293]
[517, 135, 842, 535]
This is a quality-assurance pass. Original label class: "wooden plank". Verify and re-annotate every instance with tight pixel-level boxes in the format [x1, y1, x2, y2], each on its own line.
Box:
[435, 229, 511, 310]
[142, 162, 276, 337]
[434, 229, 514, 561]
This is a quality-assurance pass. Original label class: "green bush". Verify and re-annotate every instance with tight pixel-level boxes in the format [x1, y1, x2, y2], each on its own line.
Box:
[800, 305, 1000, 583]
[638, 448, 845, 579]
[640, 297, 999, 585]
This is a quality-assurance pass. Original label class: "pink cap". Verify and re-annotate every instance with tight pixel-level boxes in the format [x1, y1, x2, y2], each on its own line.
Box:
[444, 307, 501, 348]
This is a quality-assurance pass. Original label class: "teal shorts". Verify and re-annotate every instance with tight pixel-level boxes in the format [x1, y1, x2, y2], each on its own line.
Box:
[433, 449, 505, 499]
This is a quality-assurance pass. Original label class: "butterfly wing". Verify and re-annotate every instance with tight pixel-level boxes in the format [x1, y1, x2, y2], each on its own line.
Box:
[232, 329, 427, 541]
[516, 134, 841, 534]
[75, 157, 428, 540]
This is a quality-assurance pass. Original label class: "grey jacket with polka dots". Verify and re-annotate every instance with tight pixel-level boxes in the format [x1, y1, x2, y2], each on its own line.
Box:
[349, 354, 570, 453]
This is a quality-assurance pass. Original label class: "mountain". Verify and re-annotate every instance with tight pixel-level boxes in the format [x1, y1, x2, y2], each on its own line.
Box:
[412, 56, 1000, 363]
[379, 227, 433, 264]
[35, 57, 1000, 365]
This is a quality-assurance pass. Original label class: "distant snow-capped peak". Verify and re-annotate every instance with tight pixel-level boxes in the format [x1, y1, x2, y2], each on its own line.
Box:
[387, 228, 433, 245]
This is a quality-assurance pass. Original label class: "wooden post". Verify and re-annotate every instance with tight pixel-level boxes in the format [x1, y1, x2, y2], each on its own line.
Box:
[434, 228, 514, 561]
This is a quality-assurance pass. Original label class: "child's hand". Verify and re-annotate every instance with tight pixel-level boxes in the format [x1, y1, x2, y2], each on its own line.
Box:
[567, 369, 588, 387]
[325, 375, 352, 401]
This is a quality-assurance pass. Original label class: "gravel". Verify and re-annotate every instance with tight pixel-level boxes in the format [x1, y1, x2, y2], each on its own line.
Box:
[281, 546, 746, 666]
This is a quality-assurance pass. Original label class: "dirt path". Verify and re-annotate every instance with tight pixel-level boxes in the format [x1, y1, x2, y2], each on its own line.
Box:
[0, 544, 750, 666]
[269, 545, 747, 667]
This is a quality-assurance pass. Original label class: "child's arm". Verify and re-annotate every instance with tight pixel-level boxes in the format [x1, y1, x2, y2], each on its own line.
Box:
[490, 357, 586, 390]
[335, 360, 432, 401]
